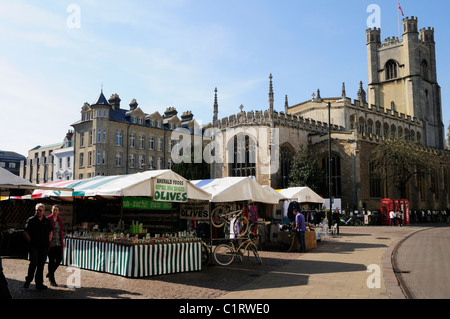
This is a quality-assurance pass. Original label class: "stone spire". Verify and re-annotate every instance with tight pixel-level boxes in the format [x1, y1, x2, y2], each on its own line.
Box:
[213, 87, 218, 125]
[357, 81, 367, 103]
[284, 95, 289, 114]
[269, 74, 274, 114]
[341, 82, 346, 97]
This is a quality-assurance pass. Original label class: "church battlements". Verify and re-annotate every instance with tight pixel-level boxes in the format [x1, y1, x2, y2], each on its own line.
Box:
[214, 108, 345, 133]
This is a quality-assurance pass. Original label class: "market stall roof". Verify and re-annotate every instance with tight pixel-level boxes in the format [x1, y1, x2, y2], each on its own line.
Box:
[0, 167, 73, 197]
[29, 170, 211, 201]
[277, 187, 325, 204]
[191, 177, 283, 204]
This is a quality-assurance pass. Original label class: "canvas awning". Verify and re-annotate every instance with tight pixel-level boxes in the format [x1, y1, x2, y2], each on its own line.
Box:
[28, 170, 211, 202]
[0, 166, 72, 198]
[277, 187, 325, 204]
[191, 177, 283, 204]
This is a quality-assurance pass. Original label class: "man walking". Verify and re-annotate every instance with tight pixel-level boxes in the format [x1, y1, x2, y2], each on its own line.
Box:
[23, 203, 53, 289]
[294, 209, 306, 253]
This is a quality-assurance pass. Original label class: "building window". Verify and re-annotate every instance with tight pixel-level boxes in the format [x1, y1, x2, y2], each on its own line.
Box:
[139, 155, 145, 169]
[79, 153, 84, 168]
[385, 60, 398, 80]
[130, 134, 136, 148]
[369, 160, 382, 198]
[116, 153, 122, 167]
[129, 154, 135, 168]
[228, 135, 256, 178]
[158, 138, 163, 152]
[150, 156, 155, 169]
[139, 136, 145, 149]
[319, 153, 342, 198]
[97, 129, 102, 143]
[80, 132, 85, 147]
[116, 132, 123, 146]
[149, 137, 155, 150]
[97, 151, 101, 165]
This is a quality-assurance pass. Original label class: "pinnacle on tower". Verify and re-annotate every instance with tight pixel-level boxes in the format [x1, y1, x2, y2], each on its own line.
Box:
[213, 87, 218, 124]
[269, 74, 274, 114]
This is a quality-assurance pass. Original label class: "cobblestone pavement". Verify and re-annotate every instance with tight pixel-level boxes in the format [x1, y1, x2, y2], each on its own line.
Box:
[2, 225, 431, 300]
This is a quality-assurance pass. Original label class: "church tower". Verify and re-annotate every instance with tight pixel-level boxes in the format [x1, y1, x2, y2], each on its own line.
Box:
[366, 16, 444, 148]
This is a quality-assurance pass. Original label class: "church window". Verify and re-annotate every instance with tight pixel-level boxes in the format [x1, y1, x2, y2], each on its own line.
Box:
[369, 160, 382, 198]
[421, 60, 429, 81]
[385, 60, 398, 80]
[229, 134, 256, 178]
[319, 153, 342, 198]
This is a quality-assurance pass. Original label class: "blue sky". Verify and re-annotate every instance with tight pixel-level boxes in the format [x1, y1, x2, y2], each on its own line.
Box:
[1, 0, 449, 156]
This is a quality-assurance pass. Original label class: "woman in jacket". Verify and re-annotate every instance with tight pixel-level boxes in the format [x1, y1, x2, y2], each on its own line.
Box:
[47, 205, 65, 286]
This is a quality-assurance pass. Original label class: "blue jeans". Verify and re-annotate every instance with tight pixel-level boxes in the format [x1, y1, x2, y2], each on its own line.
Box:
[296, 231, 306, 252]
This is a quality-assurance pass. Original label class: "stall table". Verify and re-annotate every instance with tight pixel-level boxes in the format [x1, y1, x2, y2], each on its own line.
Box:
[62, 238, 202, 277]
[276, 231, 317, 251]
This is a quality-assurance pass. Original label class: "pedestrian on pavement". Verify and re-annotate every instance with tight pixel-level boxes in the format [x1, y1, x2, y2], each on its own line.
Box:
[332, 208, 340, 235]
[398, 210, 403, 227]
[47, 205, 65, 287]
[389, 209, 396, 226]
[23, 203, 53, 290]
[294, 209, 306, 253]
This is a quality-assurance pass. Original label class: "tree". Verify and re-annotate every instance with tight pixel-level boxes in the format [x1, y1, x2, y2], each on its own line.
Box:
[371, 136, 440, 198]
[287, 145, 324, 193]
[171, 145, 210, 180]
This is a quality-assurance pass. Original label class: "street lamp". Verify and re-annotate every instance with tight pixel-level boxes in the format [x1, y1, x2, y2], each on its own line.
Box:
[327, 102, 333, 217]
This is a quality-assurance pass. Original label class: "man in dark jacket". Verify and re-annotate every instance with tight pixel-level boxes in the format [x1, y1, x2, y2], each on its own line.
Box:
[23, 203, 53, 289]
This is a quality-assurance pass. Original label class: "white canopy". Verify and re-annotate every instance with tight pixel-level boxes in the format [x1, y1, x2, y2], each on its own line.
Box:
[0, 166, 36, 196]
[191, 177, 283, 204]
[29, 170, 211, 201]
[278, 187, 325, 204]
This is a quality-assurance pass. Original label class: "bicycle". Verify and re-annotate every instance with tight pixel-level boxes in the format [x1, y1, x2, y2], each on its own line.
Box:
[213, 223, 262, 266]
[210, 205, 249, 237]
[340, 216, 363, 226]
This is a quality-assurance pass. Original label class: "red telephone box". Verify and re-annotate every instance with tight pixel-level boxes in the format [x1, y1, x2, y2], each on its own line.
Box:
[380, 198, 394, 225]
[394, 199, 409, 225]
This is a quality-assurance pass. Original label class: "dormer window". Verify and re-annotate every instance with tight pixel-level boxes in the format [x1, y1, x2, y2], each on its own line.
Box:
[385, 60, 398, 80]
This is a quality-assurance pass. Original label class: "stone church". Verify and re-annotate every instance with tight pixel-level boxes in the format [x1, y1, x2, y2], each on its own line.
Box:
[210, 16, 449, 212]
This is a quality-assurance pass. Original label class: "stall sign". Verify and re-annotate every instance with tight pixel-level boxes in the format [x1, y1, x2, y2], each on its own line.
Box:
[180, 202, 209, 220]
[153, 178, 188, 202]
[123, 197, 172, 210]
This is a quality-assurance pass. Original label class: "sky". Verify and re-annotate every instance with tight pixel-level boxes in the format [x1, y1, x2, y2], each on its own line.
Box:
[1, 0, 449, 157]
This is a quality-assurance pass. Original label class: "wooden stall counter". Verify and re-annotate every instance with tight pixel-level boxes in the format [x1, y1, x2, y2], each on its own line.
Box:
[276, 230, 317, 252]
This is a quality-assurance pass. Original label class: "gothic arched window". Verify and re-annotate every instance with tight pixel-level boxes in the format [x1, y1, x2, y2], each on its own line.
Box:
[385, 60, 398, 80]
[319, 153, 342, 198]
[228, 134, 256, 177]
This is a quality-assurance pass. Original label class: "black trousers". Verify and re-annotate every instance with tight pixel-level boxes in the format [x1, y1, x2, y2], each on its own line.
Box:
[26, 247, 48, 285]
[47, 246, 63, 278]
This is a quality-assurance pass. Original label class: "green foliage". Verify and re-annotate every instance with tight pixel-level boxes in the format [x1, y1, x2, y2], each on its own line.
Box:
[371, 136, 440, 198]
[171, 146, 210, 180]
[287, 145, 324, 193]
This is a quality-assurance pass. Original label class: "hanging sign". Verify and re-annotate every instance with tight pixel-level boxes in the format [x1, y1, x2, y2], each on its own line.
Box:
[180, 202, 210, 220]
[123, 197, 172, 210]
[153, 178, 188, 202]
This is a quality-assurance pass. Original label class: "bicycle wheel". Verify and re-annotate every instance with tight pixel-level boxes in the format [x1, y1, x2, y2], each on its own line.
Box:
[354, 219, 362, 226]
[211, 205, 228, 228]
[234, 216, 249, 237]
[248, 242, 262, 264]
[201, 242, 210, 266]
[213, 244, 234, 266]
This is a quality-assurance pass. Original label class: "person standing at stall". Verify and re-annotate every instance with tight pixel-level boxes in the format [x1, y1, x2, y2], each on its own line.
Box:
[294, 209, 306, 253]
[332, 208, 340, 235]
[47, 205, 65, 286]
[23, 203, 53, 290]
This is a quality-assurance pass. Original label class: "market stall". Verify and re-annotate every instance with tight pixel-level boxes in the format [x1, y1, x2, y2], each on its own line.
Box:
[272, 187, 325, 249]
[29, 170, 211, 277]
[191, 177, 285, 247]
